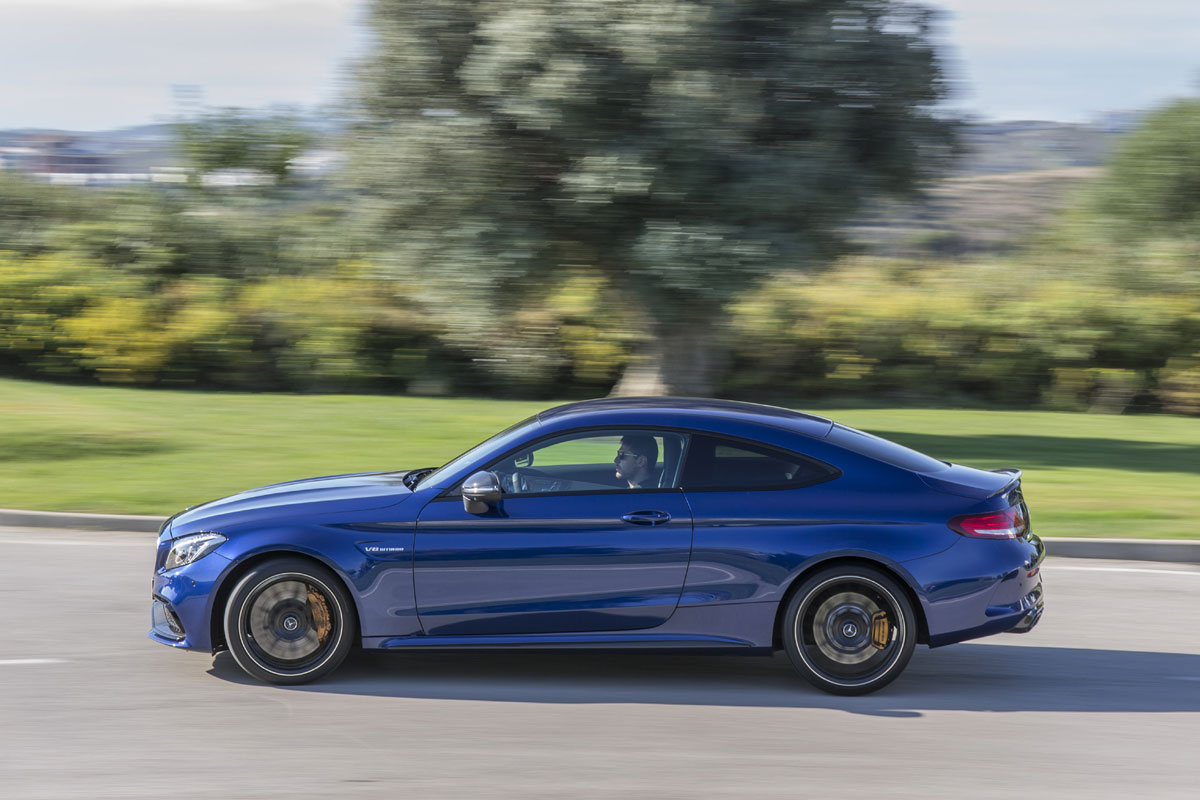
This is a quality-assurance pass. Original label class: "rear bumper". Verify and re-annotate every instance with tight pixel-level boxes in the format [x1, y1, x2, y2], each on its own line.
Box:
[926, 582, 1044, 646]
[1005, 585, 1045, 634]
[917, 534, 1046, 648]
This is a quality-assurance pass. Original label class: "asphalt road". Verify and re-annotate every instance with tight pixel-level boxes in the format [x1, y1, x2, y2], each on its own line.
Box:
[1, 526, 1197, 799]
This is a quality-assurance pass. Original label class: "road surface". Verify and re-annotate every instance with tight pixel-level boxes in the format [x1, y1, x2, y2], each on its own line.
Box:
[1, 526, 1197, 799]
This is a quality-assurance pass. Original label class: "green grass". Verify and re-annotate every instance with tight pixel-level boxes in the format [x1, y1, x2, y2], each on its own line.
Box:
[1, 378, 1197, 539]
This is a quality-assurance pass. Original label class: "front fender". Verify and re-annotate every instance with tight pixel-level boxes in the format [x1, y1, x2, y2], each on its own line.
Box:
[209, 517, 421, 648]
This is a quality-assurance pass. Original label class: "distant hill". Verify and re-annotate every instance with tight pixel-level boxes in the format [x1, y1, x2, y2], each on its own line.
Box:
[954, 120, 1120, 175]
[847, 117, 1140, 256]
[3, 116, 1139, 255]
[849, 166, 1102, 257]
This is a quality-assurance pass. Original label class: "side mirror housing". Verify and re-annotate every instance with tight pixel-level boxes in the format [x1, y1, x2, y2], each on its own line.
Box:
[462, 470, 502, 514]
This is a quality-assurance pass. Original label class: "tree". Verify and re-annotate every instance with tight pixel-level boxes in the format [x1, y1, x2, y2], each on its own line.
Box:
[345, 0, 956, 394]
[176, 108, 312, 185]
[1091, 99, 1200, 239]
[0, 171, 99, 255]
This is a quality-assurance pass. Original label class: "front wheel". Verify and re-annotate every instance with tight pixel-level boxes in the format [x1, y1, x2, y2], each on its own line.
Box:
[223, 557, 356, 685]
[782, 565, 916, 695]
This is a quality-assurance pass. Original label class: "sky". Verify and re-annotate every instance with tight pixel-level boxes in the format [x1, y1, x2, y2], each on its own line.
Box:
[0, 0, 1197, 131]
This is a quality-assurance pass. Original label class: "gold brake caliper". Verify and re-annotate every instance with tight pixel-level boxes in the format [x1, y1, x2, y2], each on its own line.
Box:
[870, 611, 891, 650]
[307, 586, 333, 644]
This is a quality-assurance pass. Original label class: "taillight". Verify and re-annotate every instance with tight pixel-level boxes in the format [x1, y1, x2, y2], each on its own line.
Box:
[949, 505, 1028, 539]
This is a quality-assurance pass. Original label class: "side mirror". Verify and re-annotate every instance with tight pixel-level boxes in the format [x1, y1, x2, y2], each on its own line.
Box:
[462, 470, 502, 514]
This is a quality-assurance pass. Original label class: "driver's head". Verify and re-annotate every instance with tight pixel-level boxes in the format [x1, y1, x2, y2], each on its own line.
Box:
[615, 434, 657, 488]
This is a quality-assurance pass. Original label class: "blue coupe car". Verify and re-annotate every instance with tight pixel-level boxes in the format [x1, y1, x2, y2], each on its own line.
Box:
[150, 398, 1044, 695]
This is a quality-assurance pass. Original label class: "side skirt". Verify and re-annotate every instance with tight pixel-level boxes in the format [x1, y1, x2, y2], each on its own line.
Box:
[362, 632, 764, 651]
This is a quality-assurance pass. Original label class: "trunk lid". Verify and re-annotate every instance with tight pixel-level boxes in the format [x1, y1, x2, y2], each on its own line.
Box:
[918, 465, 1022, 500]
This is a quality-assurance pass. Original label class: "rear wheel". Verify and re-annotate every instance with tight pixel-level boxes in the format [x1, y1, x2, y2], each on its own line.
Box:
[782, 565, 915, 695]
[223, 557, 355, 685]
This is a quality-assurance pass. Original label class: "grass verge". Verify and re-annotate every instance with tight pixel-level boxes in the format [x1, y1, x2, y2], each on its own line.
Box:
[1, 378, 1197, 538]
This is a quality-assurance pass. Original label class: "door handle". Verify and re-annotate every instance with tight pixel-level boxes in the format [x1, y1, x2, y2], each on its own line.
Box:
[621, 510, 672, 526]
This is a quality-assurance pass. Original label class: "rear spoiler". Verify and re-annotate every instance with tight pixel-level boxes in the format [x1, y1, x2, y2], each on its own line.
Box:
[988, 468, 1023, 499]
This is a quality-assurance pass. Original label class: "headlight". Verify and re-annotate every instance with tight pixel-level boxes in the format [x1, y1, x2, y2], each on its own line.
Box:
[164, 532, 226, 570]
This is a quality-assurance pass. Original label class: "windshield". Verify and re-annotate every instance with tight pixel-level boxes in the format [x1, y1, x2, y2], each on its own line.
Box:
[416, 414, 541, 489]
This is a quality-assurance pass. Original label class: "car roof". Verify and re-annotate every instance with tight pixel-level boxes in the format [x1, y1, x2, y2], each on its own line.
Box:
[536, 397, 833, 439]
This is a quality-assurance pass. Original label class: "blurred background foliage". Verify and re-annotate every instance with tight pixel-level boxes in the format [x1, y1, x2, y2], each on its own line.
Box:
[0, 1, 1198, 415]
[175, 107, 312, 185]
[343, 0, 956, 396]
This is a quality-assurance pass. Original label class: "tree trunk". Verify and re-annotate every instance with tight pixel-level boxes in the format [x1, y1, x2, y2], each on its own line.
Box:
[610, 321, 721, 397]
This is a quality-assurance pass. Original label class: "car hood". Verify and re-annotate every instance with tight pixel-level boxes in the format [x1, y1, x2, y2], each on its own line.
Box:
[167, 472, 413, 535]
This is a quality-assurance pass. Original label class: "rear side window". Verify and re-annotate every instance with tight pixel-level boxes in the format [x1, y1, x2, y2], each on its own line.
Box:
[680, 435, 838, 491]
[825, 424, 949, 473]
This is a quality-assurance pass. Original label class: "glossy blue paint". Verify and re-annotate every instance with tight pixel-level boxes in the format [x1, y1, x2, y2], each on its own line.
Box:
[414, 490, 693, 635]
[918, 464, 1018, 499]
[170, 472, 414, 533]
[149, 548, 232, 650]
[370, 632, 757, 649]
[361, 601, 775, 652]
[912, 534, 1044, 647]
[149, 396, 1044, 678]
[537, 397, 834, 439]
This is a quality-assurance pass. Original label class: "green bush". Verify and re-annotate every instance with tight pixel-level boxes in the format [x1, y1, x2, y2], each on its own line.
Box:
[723, 257, 1199, 412]
[1157, 356, 1200, 415]
[0, 251, 455, 392]
[2, 226, 1197, 412]
[0, 250, 131, 378]
[1090, 99, 1200, 239]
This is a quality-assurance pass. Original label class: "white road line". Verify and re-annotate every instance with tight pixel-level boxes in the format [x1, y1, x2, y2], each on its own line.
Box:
[1171, 676, 1200, 681]
[1051, 565, 1200, 576]
[0, 659, 68, 666]
[0, 538, 146, 547]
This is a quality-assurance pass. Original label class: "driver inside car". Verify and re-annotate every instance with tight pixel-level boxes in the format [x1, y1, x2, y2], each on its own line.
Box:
[614, 435, 658, 489]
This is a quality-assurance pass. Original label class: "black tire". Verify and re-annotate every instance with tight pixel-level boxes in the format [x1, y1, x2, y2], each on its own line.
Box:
[223, 557, 356, 685]
[782, 565, 916, 696]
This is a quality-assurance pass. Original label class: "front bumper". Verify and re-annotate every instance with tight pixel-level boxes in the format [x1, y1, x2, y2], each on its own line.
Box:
[148, 550, 232, 651]
[150, 598, 186, 641]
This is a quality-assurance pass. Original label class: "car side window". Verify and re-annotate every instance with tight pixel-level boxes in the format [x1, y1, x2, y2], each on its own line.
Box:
[487, 430, 688, 496]
[680, 434, 838, 491]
